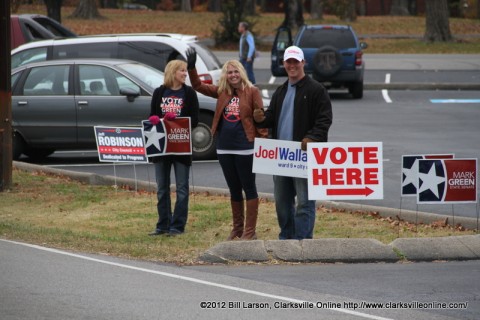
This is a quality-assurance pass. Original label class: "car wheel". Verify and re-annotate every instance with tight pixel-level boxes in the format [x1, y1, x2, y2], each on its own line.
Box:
[192, 113, 217, 160]
[312, 45, 343, 78]
[12, 132, 26, 160]
[349, 81, 363, 99]
[24, 148, 55, 160]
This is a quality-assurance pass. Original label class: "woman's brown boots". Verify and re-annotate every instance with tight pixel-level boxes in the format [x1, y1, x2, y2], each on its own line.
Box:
[241, 198, 259, 240]
[227, 198, 259, 241]
[227, 201, 244, 240]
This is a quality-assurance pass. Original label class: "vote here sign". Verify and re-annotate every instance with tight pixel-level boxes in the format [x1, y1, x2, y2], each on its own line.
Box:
[307, 142, 383, 200]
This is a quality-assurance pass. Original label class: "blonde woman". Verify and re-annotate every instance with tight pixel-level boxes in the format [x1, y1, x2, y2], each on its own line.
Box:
[186, 48, 267, 240]
[148, 60, 199, 236]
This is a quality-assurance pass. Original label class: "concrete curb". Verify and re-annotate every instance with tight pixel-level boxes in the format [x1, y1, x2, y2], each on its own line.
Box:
[13, 161, 480, 264]
[199, 235, 480, 264]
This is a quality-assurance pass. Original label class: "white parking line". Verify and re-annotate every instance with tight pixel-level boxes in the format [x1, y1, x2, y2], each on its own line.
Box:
[2, 239, 392, 320]
[262, 89, 270, 98]
[382, 73, 392, 103]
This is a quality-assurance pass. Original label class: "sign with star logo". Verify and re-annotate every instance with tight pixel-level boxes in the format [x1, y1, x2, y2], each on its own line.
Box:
[142, 118, 192, 157]
[94, 126, 148, 163]
[401, 154, 454, 196]
[417, 158, 477, 204]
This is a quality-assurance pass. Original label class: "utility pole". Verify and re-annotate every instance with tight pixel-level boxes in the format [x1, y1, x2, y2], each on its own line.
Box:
[0, 0, 12, 191]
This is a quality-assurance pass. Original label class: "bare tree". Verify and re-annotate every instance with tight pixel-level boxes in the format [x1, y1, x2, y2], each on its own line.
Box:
[70, 0, 104, 20]
[344, 0, 356, 22]
[208, 0, 222, 12]
[44, 0, 63, 23]
[281, 0, 304, 29]
[424, 0, 452, 42]
[245, 0, 256, 15]
[390, 0, 410, 15]
[180, 0, 192, 11]
[311, 0, 323, 19]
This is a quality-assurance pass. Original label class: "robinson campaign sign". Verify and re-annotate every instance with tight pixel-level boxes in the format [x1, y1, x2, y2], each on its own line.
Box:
[94, 126, 148, 163]
[142, 118, 192, 157]
[307, 142, 384, 200]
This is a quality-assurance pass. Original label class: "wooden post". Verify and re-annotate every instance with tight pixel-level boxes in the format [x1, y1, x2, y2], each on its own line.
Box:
[0, 0, 12, 191]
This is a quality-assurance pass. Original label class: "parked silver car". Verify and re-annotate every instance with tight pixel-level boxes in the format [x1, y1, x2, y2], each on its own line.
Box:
[11, 59, 217, 160]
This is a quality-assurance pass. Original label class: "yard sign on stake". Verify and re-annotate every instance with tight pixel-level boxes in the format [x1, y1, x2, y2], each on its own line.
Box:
[307, 142, 383, 201]
[417, 158, 477, 204]
[401, 154, 454, 197]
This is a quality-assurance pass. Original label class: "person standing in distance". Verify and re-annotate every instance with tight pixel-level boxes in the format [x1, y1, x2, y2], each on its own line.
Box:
[238, 21, 256, 84]
[148, 59, 199, 236]
[253, 46, 333, 240]
[186, 47, 267, 240]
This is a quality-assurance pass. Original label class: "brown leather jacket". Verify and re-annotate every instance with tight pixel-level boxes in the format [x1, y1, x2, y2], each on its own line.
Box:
[188, 68, 267, 142]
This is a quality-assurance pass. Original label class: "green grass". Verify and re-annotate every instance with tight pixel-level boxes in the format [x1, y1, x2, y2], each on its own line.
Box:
[0, 169, 476, 265]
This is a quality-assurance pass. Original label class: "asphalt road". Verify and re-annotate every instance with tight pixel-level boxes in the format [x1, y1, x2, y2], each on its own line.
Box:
[2, 239, 478, 320]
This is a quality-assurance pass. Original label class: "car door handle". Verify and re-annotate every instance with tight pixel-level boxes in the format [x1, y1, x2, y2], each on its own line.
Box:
[77, 101, 89, 105]
[17, 101, 28, 106]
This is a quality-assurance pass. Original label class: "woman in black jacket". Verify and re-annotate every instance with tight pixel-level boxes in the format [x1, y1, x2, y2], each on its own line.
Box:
[148, 60, 199, 236]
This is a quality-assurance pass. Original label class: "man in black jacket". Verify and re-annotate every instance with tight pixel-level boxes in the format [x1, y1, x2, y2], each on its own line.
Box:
[254, 46, 332, 240]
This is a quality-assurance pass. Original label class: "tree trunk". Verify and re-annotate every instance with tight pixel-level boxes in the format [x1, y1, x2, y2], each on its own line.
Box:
[390, 0, 410, 15]
[344, 0, 357, 22]
[281, 0, 304, 29]
[424, 0, 452, 42]
[245, 0, 255, 15]
[70, 0, 104, 19]
[358, 0, 366, 16]
[208, 0, 222, 12]
[44, 0, 63, 23]
[311, 0, 323, 19]
[181, 0, 192, 11]
[380, 0, 386, 15]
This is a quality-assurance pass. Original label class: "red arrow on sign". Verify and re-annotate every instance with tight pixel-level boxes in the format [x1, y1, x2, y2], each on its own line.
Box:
[326, 187, 374, 197]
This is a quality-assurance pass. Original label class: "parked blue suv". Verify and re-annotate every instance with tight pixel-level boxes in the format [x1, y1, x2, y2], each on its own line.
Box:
[271, 25, 367, 99]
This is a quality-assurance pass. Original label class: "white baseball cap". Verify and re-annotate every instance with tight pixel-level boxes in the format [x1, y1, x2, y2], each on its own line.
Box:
[283, 46, 304, 61]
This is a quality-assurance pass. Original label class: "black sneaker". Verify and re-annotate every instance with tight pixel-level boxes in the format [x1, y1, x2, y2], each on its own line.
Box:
[148, 229, 169, 236]
[168, 229, 184, 237]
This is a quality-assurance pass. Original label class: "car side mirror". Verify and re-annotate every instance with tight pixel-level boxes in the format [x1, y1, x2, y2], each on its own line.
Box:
[360, 42, 368, 50]
[120, 87, 140, 102]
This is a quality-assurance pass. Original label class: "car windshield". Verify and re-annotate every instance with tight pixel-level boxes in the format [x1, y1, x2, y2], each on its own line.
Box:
[118, 63, 164, 89]
[298, 28, 356, 49]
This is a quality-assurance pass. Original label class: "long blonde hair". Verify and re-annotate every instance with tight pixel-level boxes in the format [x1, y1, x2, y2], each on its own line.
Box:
[164, 60, 187, 88]
[217, 60, 252, 95]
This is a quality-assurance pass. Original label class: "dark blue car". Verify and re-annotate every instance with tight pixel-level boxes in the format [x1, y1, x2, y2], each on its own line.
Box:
[271, 25, 368, 99]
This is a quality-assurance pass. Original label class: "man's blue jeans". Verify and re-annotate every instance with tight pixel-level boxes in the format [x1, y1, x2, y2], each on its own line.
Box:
[273, 175, 316, 240]
[240, 58, 256, 84]
[154, 159, 190, 233]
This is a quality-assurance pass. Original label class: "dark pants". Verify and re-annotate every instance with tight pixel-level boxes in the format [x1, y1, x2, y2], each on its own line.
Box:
[217, 153, 258, 201]
[240, 59, 256, 84]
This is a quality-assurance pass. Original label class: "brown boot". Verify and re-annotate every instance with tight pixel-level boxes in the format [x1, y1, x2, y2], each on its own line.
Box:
[227, 200, 244, 240]
[241, 198, 259, 240]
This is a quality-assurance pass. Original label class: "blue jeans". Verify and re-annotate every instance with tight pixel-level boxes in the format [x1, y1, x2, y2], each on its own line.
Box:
[273, 176, 316, 240]
[154, 159, 190, 233]
[240, 59, 256, 84]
